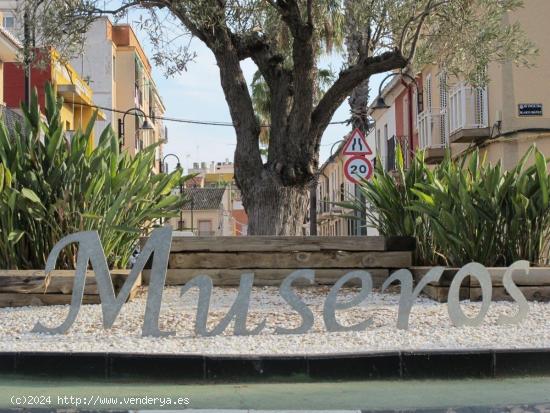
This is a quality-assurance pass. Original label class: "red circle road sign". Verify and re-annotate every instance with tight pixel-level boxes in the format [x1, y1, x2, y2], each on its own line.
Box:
[344, 156, 373, 184]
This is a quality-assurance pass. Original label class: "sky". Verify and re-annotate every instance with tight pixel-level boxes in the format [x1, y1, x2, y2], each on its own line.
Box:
[124, 10, 386, 172]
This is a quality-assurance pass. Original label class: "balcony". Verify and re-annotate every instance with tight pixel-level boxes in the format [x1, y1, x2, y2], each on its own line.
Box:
[417, 110, 448, 164]
[448, 83, 490, 143]
[317, 197, 344, 221]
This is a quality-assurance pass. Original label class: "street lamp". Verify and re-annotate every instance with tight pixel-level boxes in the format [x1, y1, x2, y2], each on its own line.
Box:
[118, 107, 154, 152]
[372, 72, 421, 111]
[161, 153, 184, 230]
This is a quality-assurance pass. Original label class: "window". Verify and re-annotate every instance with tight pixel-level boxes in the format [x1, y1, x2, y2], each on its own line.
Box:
[112, 55, 116, 79]
[3, 16, 14, 29]
[198, 220, 213, 236]
[376, 129, 381, 154]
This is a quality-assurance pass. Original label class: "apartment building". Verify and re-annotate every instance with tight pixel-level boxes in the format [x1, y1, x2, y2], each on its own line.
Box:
[0, 4, 105, 141]
[72, 17, 166, 171]
[186, 160, 235, 188]
[371, 0, 550, 170]
[0, 13, 21, 131]
[315, 137, 374, 236]
[4, 48, 105, 143]
[175, 160, 249, 235]
[169, 186, 248, 236]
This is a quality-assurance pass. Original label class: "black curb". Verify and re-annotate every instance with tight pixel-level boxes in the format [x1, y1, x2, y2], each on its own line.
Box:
[0, 349, 549, 382]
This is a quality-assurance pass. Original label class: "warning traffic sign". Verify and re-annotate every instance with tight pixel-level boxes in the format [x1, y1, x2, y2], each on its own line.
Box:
[342, 128, 372, 156]
[344, 156, 373, 184]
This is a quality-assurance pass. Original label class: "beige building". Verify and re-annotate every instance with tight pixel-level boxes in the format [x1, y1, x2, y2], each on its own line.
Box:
[180, 160, 249, 235]
[73, 18, 166, 171]
[110, 22, 166, 169]
[415, 0, 550, 168]
[316, 139, 372, 236]
[170, 187, 241, 236]
[0, 8, 167, 168]
[368, 0, 550, 170]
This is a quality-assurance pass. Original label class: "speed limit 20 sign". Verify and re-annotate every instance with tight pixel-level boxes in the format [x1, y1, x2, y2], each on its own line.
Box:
[344, 155, 373, 184]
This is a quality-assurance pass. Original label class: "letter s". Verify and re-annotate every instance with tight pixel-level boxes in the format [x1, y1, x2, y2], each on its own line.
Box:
[275, 270, 315, 335]
[498, 260, 530, 325]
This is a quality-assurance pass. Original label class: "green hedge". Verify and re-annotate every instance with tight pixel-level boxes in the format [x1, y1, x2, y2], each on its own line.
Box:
[341, 145, 550, 267]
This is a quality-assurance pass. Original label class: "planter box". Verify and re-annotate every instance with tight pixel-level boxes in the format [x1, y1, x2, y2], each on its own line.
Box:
[0, 270, 141, 308]
[143, 236, 415, 288]
[411, 266, 550, 303]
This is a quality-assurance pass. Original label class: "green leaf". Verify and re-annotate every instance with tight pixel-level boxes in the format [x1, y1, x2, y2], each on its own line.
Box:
[21, 188, 42, 204]
[8, 230, 25, 243]
[534, 149, 549, 208]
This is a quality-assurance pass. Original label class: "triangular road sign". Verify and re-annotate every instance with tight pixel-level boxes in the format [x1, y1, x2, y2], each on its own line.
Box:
[342, 128, 372, 156]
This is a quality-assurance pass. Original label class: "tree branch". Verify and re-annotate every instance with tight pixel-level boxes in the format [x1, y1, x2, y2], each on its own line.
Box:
[310, 50, 408, 145]
[268, 0, 315, 154]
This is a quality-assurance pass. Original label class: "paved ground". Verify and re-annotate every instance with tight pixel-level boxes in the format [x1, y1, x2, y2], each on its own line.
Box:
[0, 376, 549, 410]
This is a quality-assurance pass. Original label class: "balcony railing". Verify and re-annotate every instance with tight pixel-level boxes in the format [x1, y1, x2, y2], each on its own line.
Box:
[418, 110, 448, 150]
[448, 83, 488, 135]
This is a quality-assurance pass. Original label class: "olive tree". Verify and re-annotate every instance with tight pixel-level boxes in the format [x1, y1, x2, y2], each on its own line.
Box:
[22, 0, 535, 235]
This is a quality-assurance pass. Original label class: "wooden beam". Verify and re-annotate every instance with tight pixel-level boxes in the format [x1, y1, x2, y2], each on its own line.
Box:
[170, 236, 390, 252]
[470, 286, 550, 302]
[0, 293, 102, 308]
[169, 251, 412, 270]
[0, 270, 141, 295]
[144, 268, 390, 287]
[468, 268, 550, 287]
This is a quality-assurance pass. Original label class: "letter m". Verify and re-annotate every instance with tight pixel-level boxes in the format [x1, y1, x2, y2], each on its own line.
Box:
[32, 226, 172, 335]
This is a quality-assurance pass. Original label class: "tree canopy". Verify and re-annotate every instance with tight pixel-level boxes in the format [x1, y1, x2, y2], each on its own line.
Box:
[17, 0, 538, 235]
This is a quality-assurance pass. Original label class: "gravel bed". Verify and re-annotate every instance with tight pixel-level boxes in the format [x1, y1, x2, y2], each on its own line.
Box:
[0, 286, 549, 354]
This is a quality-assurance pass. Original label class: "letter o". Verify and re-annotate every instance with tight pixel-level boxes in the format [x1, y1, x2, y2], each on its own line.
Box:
[447, 262, 492, 327]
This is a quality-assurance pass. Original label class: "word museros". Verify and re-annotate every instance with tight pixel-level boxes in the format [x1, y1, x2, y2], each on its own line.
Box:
[31, 228, 532, 337]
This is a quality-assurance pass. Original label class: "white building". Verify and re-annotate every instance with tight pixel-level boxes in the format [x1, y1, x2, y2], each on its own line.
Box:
[70, 17, 117, 140]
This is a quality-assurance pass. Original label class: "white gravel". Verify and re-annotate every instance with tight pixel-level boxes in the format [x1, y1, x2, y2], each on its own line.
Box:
[0, 286, 549, 354]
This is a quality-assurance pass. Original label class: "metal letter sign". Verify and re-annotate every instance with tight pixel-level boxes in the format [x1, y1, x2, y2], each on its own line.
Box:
[344, 156, 373, 184]
[28, 226, 533, 336]
[343, 128, 373, 156]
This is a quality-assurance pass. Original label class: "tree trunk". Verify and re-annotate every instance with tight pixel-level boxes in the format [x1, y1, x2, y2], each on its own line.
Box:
[240, 172, 309, 236]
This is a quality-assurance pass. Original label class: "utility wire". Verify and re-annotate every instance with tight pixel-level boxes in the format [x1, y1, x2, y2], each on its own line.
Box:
[72, 101, 349, 128]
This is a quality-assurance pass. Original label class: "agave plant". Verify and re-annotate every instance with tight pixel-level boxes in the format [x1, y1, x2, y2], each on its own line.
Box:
[0, 84, 187, 270]
[341, 143, 550, 267]
[338, 144, 439, 265]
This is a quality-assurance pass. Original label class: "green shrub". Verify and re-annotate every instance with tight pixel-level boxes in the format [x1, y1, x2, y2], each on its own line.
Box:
[341, 144, 550, 267]
[0, 85, 187, 270]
